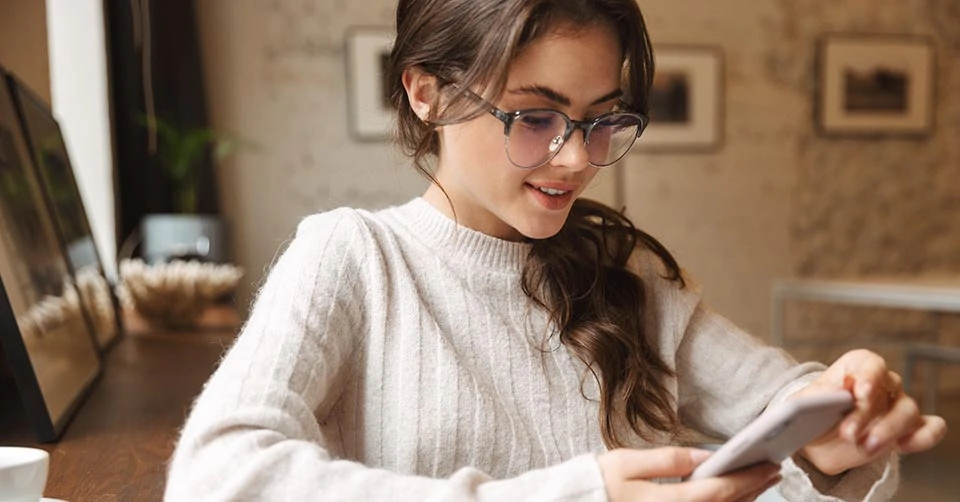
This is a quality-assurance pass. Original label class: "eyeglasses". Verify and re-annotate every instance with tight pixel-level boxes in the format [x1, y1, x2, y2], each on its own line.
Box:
[488, 106, 649, 169]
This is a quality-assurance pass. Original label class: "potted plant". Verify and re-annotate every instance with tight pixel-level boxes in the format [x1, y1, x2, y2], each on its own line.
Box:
[139, 115, 236, 264]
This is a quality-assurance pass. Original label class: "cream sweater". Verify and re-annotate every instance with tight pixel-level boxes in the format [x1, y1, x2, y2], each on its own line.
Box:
[165, 198, 897, 501]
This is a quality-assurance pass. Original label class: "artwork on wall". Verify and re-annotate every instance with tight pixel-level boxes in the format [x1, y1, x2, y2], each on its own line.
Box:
[8, 75, 122, 353]
[0, 66, 101, 442]
[635, 45, 724, 152]
[346, 28, 395, 141]
[816, 35, 935, 137]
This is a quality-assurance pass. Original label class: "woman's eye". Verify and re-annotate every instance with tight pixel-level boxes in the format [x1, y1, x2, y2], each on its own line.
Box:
[516, 113, 557, 130]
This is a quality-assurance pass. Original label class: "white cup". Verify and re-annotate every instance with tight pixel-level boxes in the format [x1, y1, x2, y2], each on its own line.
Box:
[0, 447, 49, 502]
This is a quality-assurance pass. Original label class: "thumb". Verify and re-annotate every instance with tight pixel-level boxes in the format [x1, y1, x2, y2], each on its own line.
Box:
[616, 447, 713, 479]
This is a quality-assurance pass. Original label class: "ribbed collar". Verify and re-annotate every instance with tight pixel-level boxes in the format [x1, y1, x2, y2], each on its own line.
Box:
[388, 198, 532, 274]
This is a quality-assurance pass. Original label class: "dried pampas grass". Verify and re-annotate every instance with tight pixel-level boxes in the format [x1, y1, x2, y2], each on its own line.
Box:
[119, 259, 243, 328]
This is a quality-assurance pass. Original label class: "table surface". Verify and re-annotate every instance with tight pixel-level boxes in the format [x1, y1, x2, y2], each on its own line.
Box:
[0, 306, 240, 502]
[770, 276, 960, 346]
[773, 276, 960, 310]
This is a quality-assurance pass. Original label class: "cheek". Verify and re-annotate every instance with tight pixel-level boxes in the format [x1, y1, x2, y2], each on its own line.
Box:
[444, 120, 510, 173]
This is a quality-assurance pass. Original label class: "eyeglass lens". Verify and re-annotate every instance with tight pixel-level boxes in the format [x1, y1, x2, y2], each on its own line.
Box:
[506, 111, 641, 168]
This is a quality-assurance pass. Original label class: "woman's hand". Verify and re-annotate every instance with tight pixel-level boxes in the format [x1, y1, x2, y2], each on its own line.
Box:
[597, 447, 781, 502]
[793, 349, 948, 475]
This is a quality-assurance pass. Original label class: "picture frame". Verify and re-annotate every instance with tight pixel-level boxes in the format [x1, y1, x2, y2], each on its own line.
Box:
[0, 66, 101, 442]
[8, 75, 123, 353]
[635, 45, 724, 152]
[346, 28, 395, 141]
[816, 34, 936, 137]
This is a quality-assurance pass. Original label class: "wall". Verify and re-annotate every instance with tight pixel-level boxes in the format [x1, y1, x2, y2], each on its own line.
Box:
[196, 0, 960, 351]
[0, 0, 50, 103]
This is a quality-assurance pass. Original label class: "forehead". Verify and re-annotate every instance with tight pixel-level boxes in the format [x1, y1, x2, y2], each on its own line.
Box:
[502, 23, 623, 104]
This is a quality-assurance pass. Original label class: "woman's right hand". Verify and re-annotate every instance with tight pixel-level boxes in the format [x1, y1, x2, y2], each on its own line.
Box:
[597, 447, 782, 502]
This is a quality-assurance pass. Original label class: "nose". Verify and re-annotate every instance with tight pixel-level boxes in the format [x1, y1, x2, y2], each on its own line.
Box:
[548, 128, 590, 171]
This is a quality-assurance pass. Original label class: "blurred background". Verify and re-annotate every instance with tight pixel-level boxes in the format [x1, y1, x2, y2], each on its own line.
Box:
[0, 0, 958, 498]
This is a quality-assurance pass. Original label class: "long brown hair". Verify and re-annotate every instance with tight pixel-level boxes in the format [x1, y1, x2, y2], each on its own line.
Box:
[387, 0, 685, 447]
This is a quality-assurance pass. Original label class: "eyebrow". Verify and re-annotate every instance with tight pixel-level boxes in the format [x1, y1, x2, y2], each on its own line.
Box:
[507, 85, 623, 107]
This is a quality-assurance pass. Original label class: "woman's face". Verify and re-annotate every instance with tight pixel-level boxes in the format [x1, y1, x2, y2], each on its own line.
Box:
[425, 22, 624, 241]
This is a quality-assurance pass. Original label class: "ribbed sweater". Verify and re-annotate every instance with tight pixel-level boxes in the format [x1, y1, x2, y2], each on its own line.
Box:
[165, 198, 897, 501]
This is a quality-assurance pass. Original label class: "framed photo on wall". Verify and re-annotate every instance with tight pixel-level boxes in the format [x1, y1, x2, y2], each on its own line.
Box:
[816, 34, 935, 137]
[0, 66, 101, 442]
[8, 75, 122, 353]
[346, 28, 395, 141]
[635, 45, 724, 152]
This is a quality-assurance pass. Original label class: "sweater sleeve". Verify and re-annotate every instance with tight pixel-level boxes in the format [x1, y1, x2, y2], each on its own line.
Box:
[636, 252, 898, 501]
[164, 209, 608, 502]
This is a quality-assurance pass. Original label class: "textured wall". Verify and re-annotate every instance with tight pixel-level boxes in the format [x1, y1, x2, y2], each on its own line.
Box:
[197, 0, 960, 363]
[196, 0, 422, 302]
[768, 0, 960, 278]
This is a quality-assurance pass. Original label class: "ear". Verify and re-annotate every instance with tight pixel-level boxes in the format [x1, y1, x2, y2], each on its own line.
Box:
[401, 66, 439, 122]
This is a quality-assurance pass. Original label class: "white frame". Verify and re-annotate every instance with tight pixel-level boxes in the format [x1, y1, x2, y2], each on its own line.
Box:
[817, 35, 935, 137]
[346, 28, 395, 141]
[636, 46, 723, 152]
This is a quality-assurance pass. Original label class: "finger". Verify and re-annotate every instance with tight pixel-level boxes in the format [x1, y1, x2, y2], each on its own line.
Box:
[858, 394, 921, 454]
[898, 415, 949, 454]
[835, 357, 894, 442]
[617, 447, 713, 479]
[679, 463, 780, 502]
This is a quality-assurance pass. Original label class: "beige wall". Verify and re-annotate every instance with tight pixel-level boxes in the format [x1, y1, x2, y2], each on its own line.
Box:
[0, 0, 50, 104]
[197, 0, 960, 347]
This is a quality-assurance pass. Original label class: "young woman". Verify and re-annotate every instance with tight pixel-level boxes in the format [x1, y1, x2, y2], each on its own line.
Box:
[165, 0, 946, 500]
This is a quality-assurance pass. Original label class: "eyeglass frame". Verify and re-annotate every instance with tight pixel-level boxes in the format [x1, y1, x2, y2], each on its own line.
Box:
[486, 105, 650, 169]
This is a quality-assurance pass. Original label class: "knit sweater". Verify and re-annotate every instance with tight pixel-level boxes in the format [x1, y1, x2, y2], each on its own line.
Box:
[165, 198, 897, 501]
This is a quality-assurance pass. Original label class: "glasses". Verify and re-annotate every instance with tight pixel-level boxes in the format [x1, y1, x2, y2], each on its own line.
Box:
[488, 106, 649, 169]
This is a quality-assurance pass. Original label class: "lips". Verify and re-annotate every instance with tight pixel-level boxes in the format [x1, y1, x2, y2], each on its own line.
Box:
[525, 182, 577, 210]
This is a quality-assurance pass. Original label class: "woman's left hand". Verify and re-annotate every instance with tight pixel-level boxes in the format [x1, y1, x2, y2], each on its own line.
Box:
[791, 349, 948, 476]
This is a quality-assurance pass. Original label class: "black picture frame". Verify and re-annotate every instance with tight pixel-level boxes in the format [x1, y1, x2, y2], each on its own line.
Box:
[815, 34, 936, 138]
[0, 66, 101, 442]
[7, 74, 123, 353]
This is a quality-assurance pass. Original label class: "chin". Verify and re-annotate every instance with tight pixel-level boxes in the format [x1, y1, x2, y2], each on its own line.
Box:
[516, 219, 566, 241]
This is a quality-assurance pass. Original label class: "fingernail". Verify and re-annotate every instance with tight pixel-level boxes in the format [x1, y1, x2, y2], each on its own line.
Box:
[856, 382, 873, 399]
[864, 435, 881, 454]
[691, 449, 712, 462]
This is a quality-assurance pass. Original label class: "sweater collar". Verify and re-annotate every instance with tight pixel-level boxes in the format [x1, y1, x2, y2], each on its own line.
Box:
[395, 198, 532, 274]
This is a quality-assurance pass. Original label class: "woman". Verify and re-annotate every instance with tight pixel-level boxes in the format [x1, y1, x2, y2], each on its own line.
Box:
[165, 0, 946, 500]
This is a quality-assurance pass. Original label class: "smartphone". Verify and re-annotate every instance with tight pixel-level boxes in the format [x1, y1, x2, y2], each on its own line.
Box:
[687, 390, 855, 481]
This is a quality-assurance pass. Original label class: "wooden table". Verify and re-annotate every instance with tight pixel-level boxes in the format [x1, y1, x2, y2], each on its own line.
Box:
[0, 306, 240, 502]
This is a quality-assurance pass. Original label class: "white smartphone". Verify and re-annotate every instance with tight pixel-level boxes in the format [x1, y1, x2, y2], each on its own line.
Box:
[687, 390, 855, 481]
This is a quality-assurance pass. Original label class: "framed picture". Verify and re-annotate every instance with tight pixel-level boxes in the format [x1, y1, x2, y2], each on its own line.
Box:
[8, 75, 122, 352]
[816, 35, 935, 137]
[346, 28, 395, 141]
[636, 45, 724, 152]
[0, 66, 101, 442]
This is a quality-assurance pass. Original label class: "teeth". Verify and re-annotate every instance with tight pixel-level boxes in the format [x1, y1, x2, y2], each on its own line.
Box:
[536, 186, 568, 196]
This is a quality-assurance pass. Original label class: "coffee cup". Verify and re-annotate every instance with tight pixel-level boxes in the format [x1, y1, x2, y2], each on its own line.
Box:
[0, 447, 49, 502]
